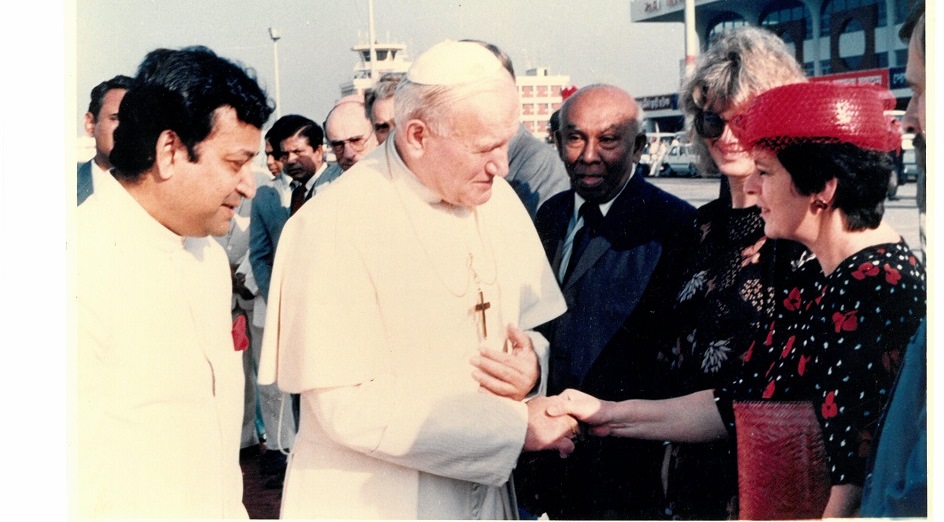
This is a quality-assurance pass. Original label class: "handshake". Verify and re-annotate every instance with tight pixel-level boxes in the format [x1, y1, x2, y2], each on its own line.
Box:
[522, 390, 608, 458]
[466, 328, 613, 459]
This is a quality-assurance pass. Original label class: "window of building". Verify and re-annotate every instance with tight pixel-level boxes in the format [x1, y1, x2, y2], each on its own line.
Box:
[821, 0, 885, 37]
[760, 0, 812, 36]
[522, 85, 534, 98]
[706, 12, 749, 44]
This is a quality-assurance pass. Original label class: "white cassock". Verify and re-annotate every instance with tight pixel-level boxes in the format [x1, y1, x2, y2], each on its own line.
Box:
[76, 174, 247, 519]
[259, 137, 566, 519]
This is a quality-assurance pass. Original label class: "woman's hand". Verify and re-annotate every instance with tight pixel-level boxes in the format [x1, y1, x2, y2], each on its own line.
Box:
[545, 388, 622, 437]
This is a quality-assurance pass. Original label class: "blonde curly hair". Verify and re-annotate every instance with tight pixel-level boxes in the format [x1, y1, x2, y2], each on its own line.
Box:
[680, 26, 806, 176]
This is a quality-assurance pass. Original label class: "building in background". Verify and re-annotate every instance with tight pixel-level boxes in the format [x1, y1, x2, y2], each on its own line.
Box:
[340, 40, 571, 142]
[517, 67, 571, 142]
[630, 0, 917, 132]
[339, 40, 411, 98]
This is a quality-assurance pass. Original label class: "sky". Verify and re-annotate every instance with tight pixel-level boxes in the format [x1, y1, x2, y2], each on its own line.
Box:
[74, 0, 685, 136]
[3, 1, 938, 517]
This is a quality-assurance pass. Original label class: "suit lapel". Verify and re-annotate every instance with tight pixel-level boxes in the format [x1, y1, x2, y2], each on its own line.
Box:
[564, 174, 647, 290]
[77, 161, 94, 204]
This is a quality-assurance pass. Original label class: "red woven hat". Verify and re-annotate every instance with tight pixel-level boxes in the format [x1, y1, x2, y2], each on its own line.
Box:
[730, 82, 900, 153]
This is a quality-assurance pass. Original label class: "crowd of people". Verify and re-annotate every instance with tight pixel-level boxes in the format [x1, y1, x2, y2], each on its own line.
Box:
[75, 1, 927, 519]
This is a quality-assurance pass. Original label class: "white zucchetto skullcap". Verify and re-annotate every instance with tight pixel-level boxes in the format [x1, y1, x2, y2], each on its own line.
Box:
[406, 40, 505, 86]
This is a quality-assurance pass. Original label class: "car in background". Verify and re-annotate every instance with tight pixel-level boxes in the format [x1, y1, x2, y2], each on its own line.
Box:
[886, 111, 919, 200]
[660, 142, 699, 177]
[900, 132, 918, 182]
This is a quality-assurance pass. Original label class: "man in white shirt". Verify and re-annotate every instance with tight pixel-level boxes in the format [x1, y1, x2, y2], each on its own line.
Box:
[77, 74, 133, 204]
[76, 45, 273, 519]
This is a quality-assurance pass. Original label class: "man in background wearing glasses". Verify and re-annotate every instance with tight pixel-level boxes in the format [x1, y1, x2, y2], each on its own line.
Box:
[324, 97, 380, 172]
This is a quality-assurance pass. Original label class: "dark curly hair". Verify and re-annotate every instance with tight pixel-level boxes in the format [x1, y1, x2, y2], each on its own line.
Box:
[110, 46, 273, 180]
[775, 142, 891, 231]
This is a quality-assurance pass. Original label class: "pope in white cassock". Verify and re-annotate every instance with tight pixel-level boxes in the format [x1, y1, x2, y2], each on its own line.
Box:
[258, 40, 577, 519]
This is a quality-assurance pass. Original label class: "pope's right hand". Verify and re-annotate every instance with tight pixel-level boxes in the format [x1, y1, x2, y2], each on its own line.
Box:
[524, 396, 578, 458]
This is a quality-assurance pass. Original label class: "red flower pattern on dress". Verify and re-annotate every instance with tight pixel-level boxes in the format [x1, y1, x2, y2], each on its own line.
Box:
[808, 286, 828, 311]
[832, 310, 859, 333]
[798, 354, 811, 376]
[765, 321, 776, 346]
[884, 264, 901, 285]
[909, 255, 917, 266]
[821, 391, 838, 418]
[762, 380, 776, 399]
[784, 288, 802, 311]
[881, 349, 902, 372]
[852, 262, 880, 280]
[780, 335, 795, 359]
[743, 340, 755, 363]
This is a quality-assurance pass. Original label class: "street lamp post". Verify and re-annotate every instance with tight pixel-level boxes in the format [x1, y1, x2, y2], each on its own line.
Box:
[269, 27, 282, 118]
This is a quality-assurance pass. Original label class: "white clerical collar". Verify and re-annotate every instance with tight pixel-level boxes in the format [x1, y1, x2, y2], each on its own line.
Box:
[571, 165, 636, 221]
[385, 136, 452, 208]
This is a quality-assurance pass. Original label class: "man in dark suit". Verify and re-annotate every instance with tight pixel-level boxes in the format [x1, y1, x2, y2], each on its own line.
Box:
[78, 75, 133, 205]
[249, 115, 331, 304]
[516, 84, 697, 520]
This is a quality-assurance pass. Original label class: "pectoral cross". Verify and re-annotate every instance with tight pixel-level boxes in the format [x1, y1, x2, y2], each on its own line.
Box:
[474, 289, 491, 339]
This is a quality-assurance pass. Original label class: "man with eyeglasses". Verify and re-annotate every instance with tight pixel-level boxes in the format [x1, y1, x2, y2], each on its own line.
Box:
[364, 71, 403, 144]
[324, 98, 379, 171]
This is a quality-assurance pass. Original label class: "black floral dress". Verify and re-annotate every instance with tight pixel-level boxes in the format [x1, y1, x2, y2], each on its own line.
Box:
[665, 198, 812, 520]
[715, 241, 926, 488]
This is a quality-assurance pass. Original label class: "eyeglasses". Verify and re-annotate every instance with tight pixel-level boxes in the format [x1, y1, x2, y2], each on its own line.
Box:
[694, 110, 728, 139]
[329, 130, 375, 154]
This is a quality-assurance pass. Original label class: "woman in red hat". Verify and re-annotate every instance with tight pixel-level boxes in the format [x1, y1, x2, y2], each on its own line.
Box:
[547, 82, 926, 519]
[663, 26, 812, 520]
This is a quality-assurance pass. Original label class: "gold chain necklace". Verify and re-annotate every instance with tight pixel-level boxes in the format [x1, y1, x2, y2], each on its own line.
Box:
[386, 144, 500, 342]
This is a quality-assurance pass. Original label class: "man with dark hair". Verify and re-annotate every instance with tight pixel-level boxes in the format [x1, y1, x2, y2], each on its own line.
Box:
[245, 115, 327, 472]
[364, 71, 403, 144]
[861, 1, 926, 516]
[77, 74, 133, 204]
[76, 46, 273, 518]
[249, 114, 336, 307]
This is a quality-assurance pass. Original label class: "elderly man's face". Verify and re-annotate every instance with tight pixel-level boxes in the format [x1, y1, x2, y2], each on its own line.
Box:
[169, 106, 259, 237]
[559, 87, 642, 203]
[370, 96, 396, 144]
[423, 84, 519, 208]
[326, 103, 379, 171]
